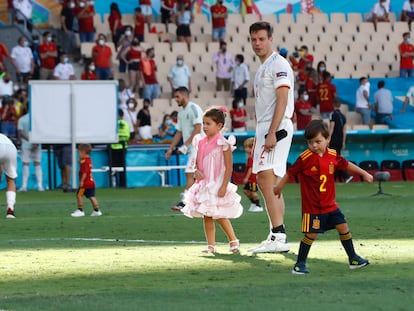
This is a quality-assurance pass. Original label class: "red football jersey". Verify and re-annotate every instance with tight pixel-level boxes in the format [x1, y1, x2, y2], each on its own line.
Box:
[79, 157, 95, 189]
[399, 42, 414, 69]
[245, 156, 257, 183]
[316, 81, 336, 113]
[287, 148, 348, 214]
[210, 4, 227, 28]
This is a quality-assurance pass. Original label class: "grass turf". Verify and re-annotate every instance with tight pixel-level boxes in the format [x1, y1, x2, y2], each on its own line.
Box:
[0, 182, 413, 310]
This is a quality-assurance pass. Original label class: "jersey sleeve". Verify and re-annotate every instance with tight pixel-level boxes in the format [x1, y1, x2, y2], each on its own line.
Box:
[271, 58, 292, 90]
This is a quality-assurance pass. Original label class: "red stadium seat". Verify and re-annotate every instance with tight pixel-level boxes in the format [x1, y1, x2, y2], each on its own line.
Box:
[380, 160, 403, 181]
[359, 160, 380, 177]
[402, 160, 414, 181]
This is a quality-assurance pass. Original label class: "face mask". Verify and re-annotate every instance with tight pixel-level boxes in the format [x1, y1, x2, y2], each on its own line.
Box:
[177, 60, 183, 66]
[79, 2, 85, 8]
[365, 82, 370, 88]
[319, 67, 326, 72]
[89, 65, 95, 71]
[128, 103, 135, 109]
[69, 2, 75, 9]
[98, 39, 105, 46]
[219, 1, 223, 4]
[47, 36, 52, 42]
[13, 85, 20, 92]
[221, 48, 226, 53]
[132, 41, 139, 46]
[125, 30, 132, 36]
[33, 40, 39, 45]
[406, 37, 411, 43]
[23, 41, 29, 47]
[64, 57, 69, 63]
[299, 50, 305, 57]
[303, 94, 309, 101]
[4, 79, 10, 83]
[165, 119, 173, 125]
[237, 102, 244, 108]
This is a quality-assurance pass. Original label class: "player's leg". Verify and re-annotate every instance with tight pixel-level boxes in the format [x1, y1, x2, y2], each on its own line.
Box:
[19, 148, 30, 191]
[246, 183, 263, 212]
[3, 144, 18, 218]
[217, 218, 239, 253]
[202, 216, 216, 253]
[33, 147, 44, 191]
[336, 222, 369, 269]
[89, 195, 102, 217]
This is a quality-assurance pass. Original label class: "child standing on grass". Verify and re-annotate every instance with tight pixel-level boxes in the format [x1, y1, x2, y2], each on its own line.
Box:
[181, 108, 243, 254]
[242, 137, 263, 213]
[273, 120, 373, 274]
[71, 144, 102, 218]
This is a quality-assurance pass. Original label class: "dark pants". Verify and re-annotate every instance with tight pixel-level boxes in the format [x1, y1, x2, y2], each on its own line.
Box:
[234, 87, 248, 105]
[110, 148, 127, 187]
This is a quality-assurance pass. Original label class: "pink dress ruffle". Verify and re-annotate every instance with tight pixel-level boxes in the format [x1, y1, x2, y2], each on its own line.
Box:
[181, 134, 243, 219]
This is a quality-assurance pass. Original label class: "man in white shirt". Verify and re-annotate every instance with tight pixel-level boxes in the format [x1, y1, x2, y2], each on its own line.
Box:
[402, 0, 414, 27]
[374, 80, 393, 125]
[53, 54, 76, 80]
[232, 54, 250, 105]
[0, 73, 14, 106]
[167, 55, 192, 95]
[10, 36, 34, 84]
[13, 0, 33, 33]
[355, 77, 372, 125]
[367, 0, 390, 30]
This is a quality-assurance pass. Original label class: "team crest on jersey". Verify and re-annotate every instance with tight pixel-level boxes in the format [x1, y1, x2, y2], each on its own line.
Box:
[312, 217, 320, 230]
[329, 162, 335, 174]
[276, 71, 287, 78]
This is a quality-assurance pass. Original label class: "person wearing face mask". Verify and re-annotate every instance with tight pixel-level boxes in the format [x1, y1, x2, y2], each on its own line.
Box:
[232, 54, 250, 105]
[123, 98, 138, 141]
[230, 97, 248, 132]
[316, 61, 327, 83]
[60, 1, 78, 56]
[10, 36, 34, 85]
[75, 0, 95, 43]
[160, 0, 176, 31]
[401, 0, 414, 28]
[156, 113, 177, 142]
[167, 55, 192, 95]
[0, 73, 14, 107]
[210, 0, 228, 42]
[136, 98, 152, 142]
[120, 38, 143, 93]
[116, 26, 134, 73]
[294, 89, 315, 130]
[212, 41, 234, 92]
[53, 53, 76, 80]
[367, 0, 390, 31]
[399, 32, 414, 78]
[38, 31, 58, 80]
[92, 34, 113, 80]
[355, 77, 372, 126]
[108, 2, 123, 49]
[140, 48, 160, 102]
[316, 71, 336, 119]
[13, 0, 33, 33]
[81, 60, 97, 80]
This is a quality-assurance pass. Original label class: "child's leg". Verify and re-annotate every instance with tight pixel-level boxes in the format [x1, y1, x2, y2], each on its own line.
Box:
[336, 223, 356, 259]
[217, 218, 238, 246]
[203, 216, 216, 247]
[89, 196, 100, 211]
[296, 233, 317, 264]
[76, 191, 84, 210]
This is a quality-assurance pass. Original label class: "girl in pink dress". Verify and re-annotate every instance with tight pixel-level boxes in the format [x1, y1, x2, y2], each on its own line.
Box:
[181, 108, 243, 254]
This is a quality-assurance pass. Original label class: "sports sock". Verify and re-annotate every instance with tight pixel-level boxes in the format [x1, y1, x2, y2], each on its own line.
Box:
[77, 206, 83, 211]
[93, 205, 99, 211]
[253, 199, 261, 206]
[340, 232, 356, 259]
[297, 235, 314, 263]
[271, 225, 285, 234]
[35, 165, 43, 188]
[6, 191, 16, 209]
[22, 165, 29, 188]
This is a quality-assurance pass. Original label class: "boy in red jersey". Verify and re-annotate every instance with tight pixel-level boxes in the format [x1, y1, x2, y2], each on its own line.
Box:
[274, 120, 373, 274]
[71, 144, 102, 217]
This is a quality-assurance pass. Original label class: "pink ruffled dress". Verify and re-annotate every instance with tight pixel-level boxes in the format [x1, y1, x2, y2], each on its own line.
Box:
[181, 133, 243, 219]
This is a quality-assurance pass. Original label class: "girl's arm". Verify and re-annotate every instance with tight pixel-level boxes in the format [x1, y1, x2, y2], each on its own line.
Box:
[218, 148, 232, 197]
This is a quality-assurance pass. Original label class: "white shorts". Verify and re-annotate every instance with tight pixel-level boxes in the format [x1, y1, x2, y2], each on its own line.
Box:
[0, 143, 18, 179]
[185, 145, 197, 174]
[20, 146, 42, 163]
[141, 5, 152, 16]
[252, 118, 293, 177]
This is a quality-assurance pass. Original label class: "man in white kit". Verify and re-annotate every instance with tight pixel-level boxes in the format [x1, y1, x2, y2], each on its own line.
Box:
[248, 22, 295, 253]
[0, 133, 18, 218]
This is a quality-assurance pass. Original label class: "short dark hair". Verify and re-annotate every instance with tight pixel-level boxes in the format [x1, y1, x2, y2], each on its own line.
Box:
[378, 80, 385, 88]
[359, 77, 367, 83]
[174, 86, 189, 95]
[249, 21, 273, 37]
[235, 54, 244, 63]
[304, 120, 330, 140]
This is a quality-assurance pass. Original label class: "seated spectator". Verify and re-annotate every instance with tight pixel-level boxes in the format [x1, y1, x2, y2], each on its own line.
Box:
[53, 53, 76, 80]
[366, 0, 390, 31]
[108, 2, 123, 49]
[81, 60, 98, 80]
[136, 98, 152, 142]
[295, 89, 315, 130]
[401, 0, 414, 28]
[92, 34, 113, 80]
[0, 96, 18, 139]
[120, 38, 143, 93]
[153, 113, 177, 143]
[229, 97, 248, 132]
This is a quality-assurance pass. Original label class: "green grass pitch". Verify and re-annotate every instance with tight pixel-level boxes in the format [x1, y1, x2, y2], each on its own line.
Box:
[0, 182, 413, 310]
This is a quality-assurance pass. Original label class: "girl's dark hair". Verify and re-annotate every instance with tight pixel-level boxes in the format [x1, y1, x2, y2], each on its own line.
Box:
[304, 120, 330, 140]
[204, 107, 225, 126]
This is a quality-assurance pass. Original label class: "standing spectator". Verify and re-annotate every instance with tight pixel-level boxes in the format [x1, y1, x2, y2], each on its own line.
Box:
[133, 7, 145, 43]
[0, 133, 18, 218]
[175, 2, 193, 52]
[108, 2, 123, 49]
[210, 0, 228, 42]
[92, 34, 113, 80]
[76, 0, 95, 43]
[401, 0, 414, 29]
[0, 96, 18, 139]
[81, 60, 98, 80]
[140, 48, 160, 102]
[212, 41, 234, 92]
[374, 80, 394, 125]
[136, 98, 152, 141]
[165, 86, 203, 211]
[242, 137, 263, 212]
[53, 53, 76, 80]
[60, 0, 78, 55]
[13, 0, 33, 33]
[295, 89, 315, 130]
[304, 67, 319, 108]
[167, 54, 192, 95]
[232, 54, 250, 105]
[248, 22, 294, 254]
[116, 25, 134, 74]
[316, 60, 327, 83]
[229, 97, 247, 132]
[139, 0, 153, 32]
[160, 0, 176, 31]
[367, 0, 390, 31]
[355, 77, 372, 125]
[38, 31, 58, 80]
[401, 85, 414, 112]
[0, 42, 11, 73]
[10, 36, 34, 85]
[120, 38, 143, 93]
[30, 34, 40, 80]
[17, 106, 44, 192]
[0, 74, 14, 106]
[118, 78, 135, 110]
[316, 71, 336, 119]
[110, 109, 130, 187]
[123, 97, 138, 141]
[297, 45, 314, 72]
[399, 32, 414, 78]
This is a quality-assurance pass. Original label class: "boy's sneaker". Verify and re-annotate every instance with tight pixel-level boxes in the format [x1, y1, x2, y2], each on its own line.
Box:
[6, 208, 16, 219]
[349, 255, 369, 269]
[248, 204, 264, 212]
[248, 232, 290, 253]
[171, 201, 185, 211]
[292, 262, 309, 275]
[71, 209, 85, 217]
[90, 210, 102, 217]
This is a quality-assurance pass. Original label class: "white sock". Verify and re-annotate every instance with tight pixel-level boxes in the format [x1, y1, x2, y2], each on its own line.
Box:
[35, 165, 43, 188]
[6, 191, 16, 210]
[22, 165, 29, 188]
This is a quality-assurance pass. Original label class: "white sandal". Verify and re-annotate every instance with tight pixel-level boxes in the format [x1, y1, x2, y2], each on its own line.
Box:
[202, 245, 216, 254]
[229, 239, 240, 253]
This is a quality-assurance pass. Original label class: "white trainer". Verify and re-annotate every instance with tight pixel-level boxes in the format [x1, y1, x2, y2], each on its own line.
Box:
[38, 187, 45, 192]
[248, 205, 264, 212]
[71, 209, 85, 217]
[248, 233, 290, 253]
[90, 210, 102, 217]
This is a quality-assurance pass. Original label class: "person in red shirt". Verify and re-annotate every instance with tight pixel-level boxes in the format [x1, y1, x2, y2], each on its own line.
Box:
[133, 7, 145, 42]
[108, 2, 123, 49]
[399, 32, 414, 78]
[210, 0, 228, 42]
[81, 60, 98, 80]
[274, 119, 373, 274]
[76, 0, 95, 43]
[140, 0, 153, 32]
[295, 89, 315, 130]
[160, 0, 176, 31]
[0, 42, 10, 73]
[92, 34, 112, 80]
[140, 48, 160, 101]
[0, 96, 17, 138]
[71, 143, 102, 217]
[229, 97, 247, 132]
[38, 31, 57, 80]
[316, 71, 336, 119]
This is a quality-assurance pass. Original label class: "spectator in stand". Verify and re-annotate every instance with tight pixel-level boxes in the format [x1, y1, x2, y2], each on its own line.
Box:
[316, 60, 327, 83]
[0, 96, 18, 139]
[53, 53, 76, 80]
[116, 25, 134, 74]
[355, 77, 372, 125]
[212, 41, 234, 92]
[81, 60, 98, 80]
[118, 79, 135, 110]
[305, 67, 319, 107]
[175, 1, 193, 52]
[139, 0, 153, 32]
[297, 45, 314, 92]
[120, 38, 143, 93]
[123, 97, 138, 141]
[140, 48, 160, 102]
[38, 31, 58, 80]
[92, 34, 113, 80]
[136, 98, 153, 142]
[60, 1, 78, 55]
[279, 47, 299, 71]
[295, 89, 316, 130]
[155, 113, 177, 142]
[0, 42, 11, 73]
[316, 71, 336, 119]
[10, 36, 34, 85]
[401, 0, 414, 29]
[75, 0, 95, 43]
[232, 54, 250, 105]
[374, 80, 393, 125]
[13, 0, 33, 33]
[229, 97, 248, 132]
[30, 34, 40, 80]
[167, 54, 192, 95]
[399, 32, 414, 78]
[401, 85, 414, 112]
[367, 0, 390, 31]
[13, 88, 27, 117]
[210, 0, 228, 42]
[133, 7, 145, 43]
[160, 0, 176, 31]
[0, 74, 14, 106]
[108, 2, 123, 49]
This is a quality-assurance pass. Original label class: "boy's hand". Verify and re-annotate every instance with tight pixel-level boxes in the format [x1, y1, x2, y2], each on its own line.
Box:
[273, 185, 282, 198]
[362, 172, 374, 183]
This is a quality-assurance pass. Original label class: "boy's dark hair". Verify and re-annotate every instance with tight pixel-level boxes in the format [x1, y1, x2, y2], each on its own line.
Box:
[235, 54, 244, 63]
[78, 143, 92, 154]
[204, 107, 225, 126]
[304, 120, 330, 140]
[249, 21, 273, 37]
